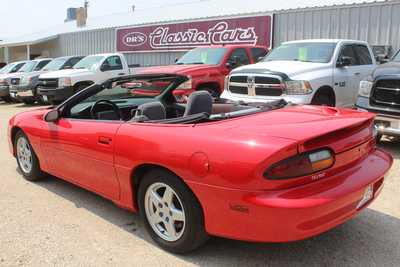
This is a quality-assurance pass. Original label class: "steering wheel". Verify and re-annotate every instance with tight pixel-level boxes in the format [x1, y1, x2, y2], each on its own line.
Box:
[90, 99, 122, 120]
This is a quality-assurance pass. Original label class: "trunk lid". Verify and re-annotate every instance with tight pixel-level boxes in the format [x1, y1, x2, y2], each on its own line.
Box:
[218, 105, 375, 154]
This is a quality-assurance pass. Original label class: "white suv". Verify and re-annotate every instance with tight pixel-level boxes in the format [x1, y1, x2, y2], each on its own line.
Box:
[221, 39, 376, 107]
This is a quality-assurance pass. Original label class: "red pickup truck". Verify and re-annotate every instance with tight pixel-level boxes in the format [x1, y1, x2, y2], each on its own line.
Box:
[134, 45, 268, 98]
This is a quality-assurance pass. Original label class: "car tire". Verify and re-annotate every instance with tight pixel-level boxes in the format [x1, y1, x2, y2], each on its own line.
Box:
[36, 95, 46, 105]
[138, 169, 209, 254]
[14, 131, 46, 181]
[311, 92, 335, 106]
[22, 98, 36, 105]
[1, 96, 13, 103]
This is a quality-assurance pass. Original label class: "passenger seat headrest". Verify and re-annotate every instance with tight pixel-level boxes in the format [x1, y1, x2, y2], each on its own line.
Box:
[184, 91, 213, 117]
[135, 102, 166, 121]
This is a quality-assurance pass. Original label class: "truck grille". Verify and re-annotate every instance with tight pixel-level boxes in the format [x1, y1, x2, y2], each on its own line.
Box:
[228, 75, 283, 97]
[10, 78, 20, 85]
[38, 78, 58, 89]
[371, 79, 400, 108]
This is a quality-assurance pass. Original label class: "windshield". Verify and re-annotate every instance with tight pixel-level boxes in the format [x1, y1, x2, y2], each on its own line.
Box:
[176, 47, 227, 65]
[69, 77, 175, 116]
[43, 58, 68, 71]
[0, 63, 17, 74]
[73, 56, 104, 71]
[264, 42, 337, 63]
[19, 61, 37, 72]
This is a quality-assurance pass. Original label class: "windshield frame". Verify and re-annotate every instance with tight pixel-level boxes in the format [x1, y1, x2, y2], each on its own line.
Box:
[264, 42, 337, 63]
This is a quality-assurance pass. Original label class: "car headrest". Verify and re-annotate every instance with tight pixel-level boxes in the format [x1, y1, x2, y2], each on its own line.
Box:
[134, 102, 166, 121]
[184, 91, 212, 117]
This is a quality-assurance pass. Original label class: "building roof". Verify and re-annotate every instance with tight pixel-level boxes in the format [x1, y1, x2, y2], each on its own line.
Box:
[0, 0, 392, 47]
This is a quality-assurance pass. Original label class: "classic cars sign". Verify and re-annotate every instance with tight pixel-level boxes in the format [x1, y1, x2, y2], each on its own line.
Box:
[116, 15, 272, 52]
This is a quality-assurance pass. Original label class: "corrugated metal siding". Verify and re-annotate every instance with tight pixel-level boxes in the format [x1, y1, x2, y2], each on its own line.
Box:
[274, 1, 400, 53]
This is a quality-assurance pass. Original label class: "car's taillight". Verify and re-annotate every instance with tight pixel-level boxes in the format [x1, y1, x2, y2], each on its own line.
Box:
[264, 149, 335, 180]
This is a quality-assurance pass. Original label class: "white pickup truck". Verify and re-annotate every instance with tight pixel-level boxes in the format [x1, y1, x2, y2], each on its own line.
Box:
[38, 53, 133, 104]
[221, 39, 376, 107]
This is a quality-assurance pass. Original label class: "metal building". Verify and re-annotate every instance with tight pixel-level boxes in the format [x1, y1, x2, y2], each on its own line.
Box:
[1, 0, 400, 66]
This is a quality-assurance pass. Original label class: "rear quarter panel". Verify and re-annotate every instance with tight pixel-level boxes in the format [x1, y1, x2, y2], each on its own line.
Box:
[113, 122, 298, 209]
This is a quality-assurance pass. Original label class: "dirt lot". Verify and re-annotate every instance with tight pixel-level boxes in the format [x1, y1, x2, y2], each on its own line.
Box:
[0, 102, 399, 267]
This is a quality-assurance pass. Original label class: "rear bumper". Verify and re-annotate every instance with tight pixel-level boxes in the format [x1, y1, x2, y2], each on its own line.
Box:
[37, 86, 74, 102]
[188, 148, 392, 242]
[356, 96, 400, 137]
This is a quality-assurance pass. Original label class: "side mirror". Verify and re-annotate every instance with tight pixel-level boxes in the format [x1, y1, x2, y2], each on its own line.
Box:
[174, 58, 179, 63]
[101, 63, 111, 72]
[44, 109, 60, 122]
[337, 56, 352, 67]
[375, 55, 390, 64]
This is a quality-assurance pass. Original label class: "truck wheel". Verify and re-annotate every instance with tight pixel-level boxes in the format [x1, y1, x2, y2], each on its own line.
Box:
[311, 91, 335, 106]
[14, 131, 46, 181]
[1, 96, 13, 103]
[22, 98, 36, 105]
[138, 169, 209, 254]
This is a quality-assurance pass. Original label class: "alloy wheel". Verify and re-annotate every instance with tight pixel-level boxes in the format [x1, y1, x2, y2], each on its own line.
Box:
[144, 182, 186, 242]
[17, 136, 33, 174]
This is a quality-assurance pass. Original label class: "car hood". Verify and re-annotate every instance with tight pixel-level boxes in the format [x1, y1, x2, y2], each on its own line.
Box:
[135, 64, 216, 75]
[232, 60, 329, 78]
[206, 105, 374, 153]
[40, 68, 93, 78]
[373, 61, 400, 77]
[8, 70, 45, 79]
[0, 72, 24, 80]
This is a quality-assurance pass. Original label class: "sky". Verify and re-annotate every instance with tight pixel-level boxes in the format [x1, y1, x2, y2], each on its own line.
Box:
[0, 0, 378, 39]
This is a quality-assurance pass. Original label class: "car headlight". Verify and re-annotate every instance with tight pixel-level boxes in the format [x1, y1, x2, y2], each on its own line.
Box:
[284, 80, 313, 95]
[359, 77, 374, 97]
[59, 77, 72, 87]
[176, 77, 192, 90]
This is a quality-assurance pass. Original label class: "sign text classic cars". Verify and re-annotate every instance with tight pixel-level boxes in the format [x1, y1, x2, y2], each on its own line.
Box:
[116, 16, 272, 52]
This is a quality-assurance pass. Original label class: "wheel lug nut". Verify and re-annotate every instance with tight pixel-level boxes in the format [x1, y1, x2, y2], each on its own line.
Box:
[159, 212, 163, 217]
[158, 203, 163, 208]
[169, 211, 173, 216]
[165, 217, 169, 222]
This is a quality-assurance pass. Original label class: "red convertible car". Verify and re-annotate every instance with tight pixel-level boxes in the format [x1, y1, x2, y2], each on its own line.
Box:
[8, 74, 392, 253]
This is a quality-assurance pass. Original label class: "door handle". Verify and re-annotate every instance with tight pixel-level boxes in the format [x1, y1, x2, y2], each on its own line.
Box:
[98, 136, 112, 145]
[354, 72, 361, 76]
[118, 73, 126, 76]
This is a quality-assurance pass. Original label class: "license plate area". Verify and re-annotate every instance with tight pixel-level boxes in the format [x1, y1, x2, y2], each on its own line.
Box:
[356, 184, 374, 209]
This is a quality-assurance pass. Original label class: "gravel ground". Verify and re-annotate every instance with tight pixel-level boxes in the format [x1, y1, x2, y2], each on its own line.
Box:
[0, 102, 399, 267]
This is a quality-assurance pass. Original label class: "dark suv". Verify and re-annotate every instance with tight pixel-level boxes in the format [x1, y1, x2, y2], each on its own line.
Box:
[356, 49, 400, 140]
